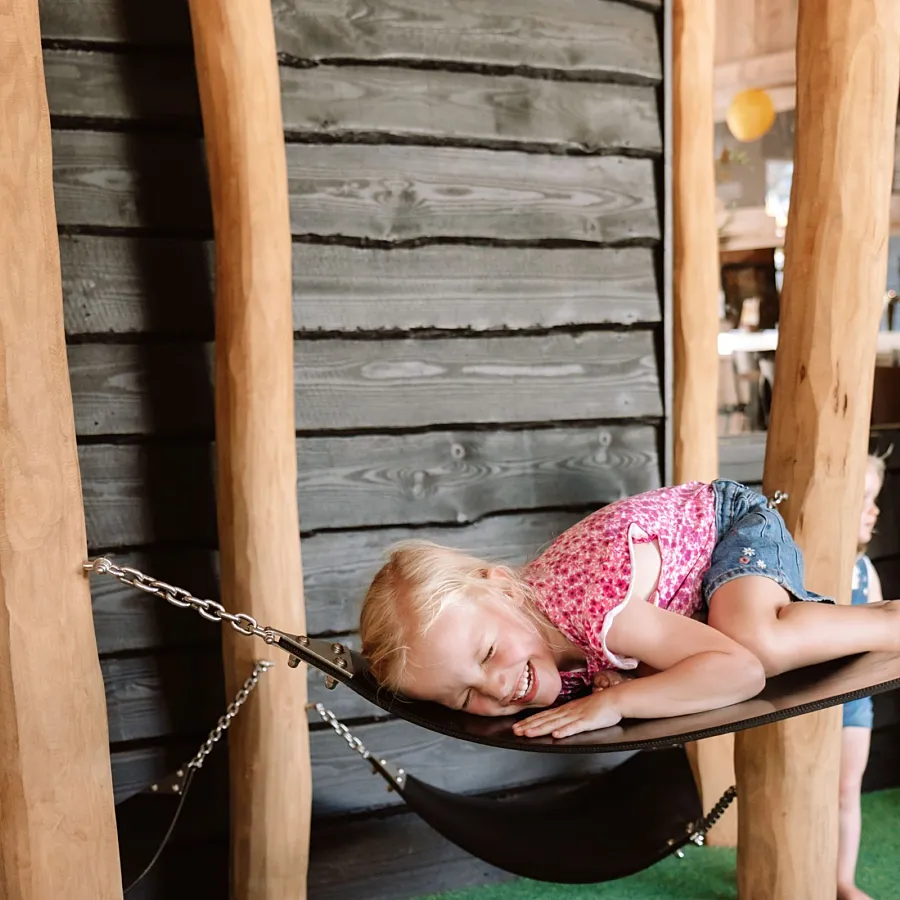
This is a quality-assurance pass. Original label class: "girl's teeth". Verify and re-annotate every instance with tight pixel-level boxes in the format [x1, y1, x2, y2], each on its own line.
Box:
[514, 663, 532, 701]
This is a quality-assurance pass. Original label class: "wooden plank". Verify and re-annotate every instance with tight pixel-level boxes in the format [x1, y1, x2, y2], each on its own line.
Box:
[38, 0, 191, 47]
[273, 0, 661, 79]
[60, 235, 214, 337]
[110, 719, 634, 814]
[79, 424, 661, 547]
[43, 49, 661, 153]
[44, 48, 199, 123]
[40, 0, 661, 80]
[50, 131, 659, 242]
[60, 236, 661, 337]
[100, 642, 376, 738]
[279, 67, 661, 152]
[68, 331, 663, 436]
[101, 652, 226, 744]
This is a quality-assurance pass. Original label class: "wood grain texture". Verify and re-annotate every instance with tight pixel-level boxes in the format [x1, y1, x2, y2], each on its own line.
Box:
[279, 66, 661, 151]
[51, 131, 660, 242]
[186, 0, 312, 895]
[736, 3, 900, 898]
[43, 49, 661, 153]
[60, 236, 661, 337]
[43, 48, 199, 123]
[674, 0, 734, 848]
[78, 424, 660, 546]
[67, 331, 663, 436]
[271, 0, 661, 79]
[0, 2, 122, 897]
[38, 0, 661, 79]
[672, 0, 719, 486]
[38, 0, 192, 46]
[100, 641, 379, 736]
[110, 719, 634, 814]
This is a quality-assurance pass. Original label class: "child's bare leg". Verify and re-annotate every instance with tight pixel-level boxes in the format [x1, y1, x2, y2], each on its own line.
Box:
[707, 575, 900, 677]
[837, 727, 873, 900]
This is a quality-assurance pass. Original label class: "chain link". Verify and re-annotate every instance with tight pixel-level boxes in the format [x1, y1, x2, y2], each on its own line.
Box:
[84, 557, 275, 641]
[767, 490, 789, 509]
[189, 660, 275, 770]
[313, 703, 406, 788]
[689, 784, 737, 846]
[313, 702, 372, 761]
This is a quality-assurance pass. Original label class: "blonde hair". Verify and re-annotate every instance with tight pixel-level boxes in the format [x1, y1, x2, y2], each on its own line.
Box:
[867, 450, 887, 491]
[858, 450, 888, 553]
[359, 540, 539, 692]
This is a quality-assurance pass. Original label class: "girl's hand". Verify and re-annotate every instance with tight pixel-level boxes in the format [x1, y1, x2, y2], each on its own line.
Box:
[512, 692, 623, 739]
[592, 670, 632, 691]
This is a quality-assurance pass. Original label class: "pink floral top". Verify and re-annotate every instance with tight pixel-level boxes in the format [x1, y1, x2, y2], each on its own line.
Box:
[522, 482, 718, 698]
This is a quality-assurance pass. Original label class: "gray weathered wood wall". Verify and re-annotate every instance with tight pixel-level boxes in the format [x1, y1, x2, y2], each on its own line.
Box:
[37, 0, 687, 896]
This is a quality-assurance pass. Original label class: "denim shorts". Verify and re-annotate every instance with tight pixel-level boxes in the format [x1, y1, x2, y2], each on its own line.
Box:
[700, 479, 834, 608]
[842, 695, 874, 729]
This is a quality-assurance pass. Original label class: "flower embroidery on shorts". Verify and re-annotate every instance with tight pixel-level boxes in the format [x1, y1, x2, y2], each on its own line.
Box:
[756, 560, 767, 569]
[739, 556, 750, 564]
[742, 547, 756, 557]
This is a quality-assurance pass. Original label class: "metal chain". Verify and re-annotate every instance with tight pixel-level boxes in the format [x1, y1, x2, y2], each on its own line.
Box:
[767, 490, 789, 509]
[689, 784, 738, 846]
[313, 703, 406, 788]
[189, 660, 275, 770]
[84, 557, 276, 642]
[314, 702, 376, 763]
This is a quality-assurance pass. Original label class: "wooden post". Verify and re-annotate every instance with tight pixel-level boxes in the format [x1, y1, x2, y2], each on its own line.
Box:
[673, 0, 736, 847]
[187, 1, 312, 897]
[0, 1, 123, 898]
[734, 2, 900, 898]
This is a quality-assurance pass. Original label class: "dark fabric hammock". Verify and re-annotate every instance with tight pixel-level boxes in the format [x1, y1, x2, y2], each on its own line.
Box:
[397, 745, 708, 884]
[127, 641, 900, 887]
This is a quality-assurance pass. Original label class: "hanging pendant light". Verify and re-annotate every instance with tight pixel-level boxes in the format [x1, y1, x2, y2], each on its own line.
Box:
[726, 88, 776, 142]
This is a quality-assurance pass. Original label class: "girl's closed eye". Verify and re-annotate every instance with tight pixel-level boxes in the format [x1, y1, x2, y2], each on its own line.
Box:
[461, 646, 495, 710]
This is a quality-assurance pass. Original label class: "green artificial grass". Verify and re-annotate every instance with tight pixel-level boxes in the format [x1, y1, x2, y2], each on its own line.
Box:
[416, 788, 900, 900]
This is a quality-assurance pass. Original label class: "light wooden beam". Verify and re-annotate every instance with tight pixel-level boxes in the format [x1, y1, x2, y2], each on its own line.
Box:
[0, 1, 123, 897]
[714, 49, 796, 121]
[720, 196, 900, 252]
[187, 0, 312, 897]
[673, 0, 736, 847]
[734, 1, 900, 898]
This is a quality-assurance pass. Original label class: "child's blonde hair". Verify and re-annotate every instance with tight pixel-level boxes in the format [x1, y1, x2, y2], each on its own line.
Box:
[867, 451, 887, 491]
[858, 450, 888, 553]
[359, 540, 538, 692]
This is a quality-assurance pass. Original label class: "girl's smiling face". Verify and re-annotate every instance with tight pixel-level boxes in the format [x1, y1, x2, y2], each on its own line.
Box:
[399, 585, 565, 717]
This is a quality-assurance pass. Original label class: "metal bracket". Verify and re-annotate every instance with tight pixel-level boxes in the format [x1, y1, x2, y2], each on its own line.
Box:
[270, 632, 356, 688]
[144, 766, 190, 796]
